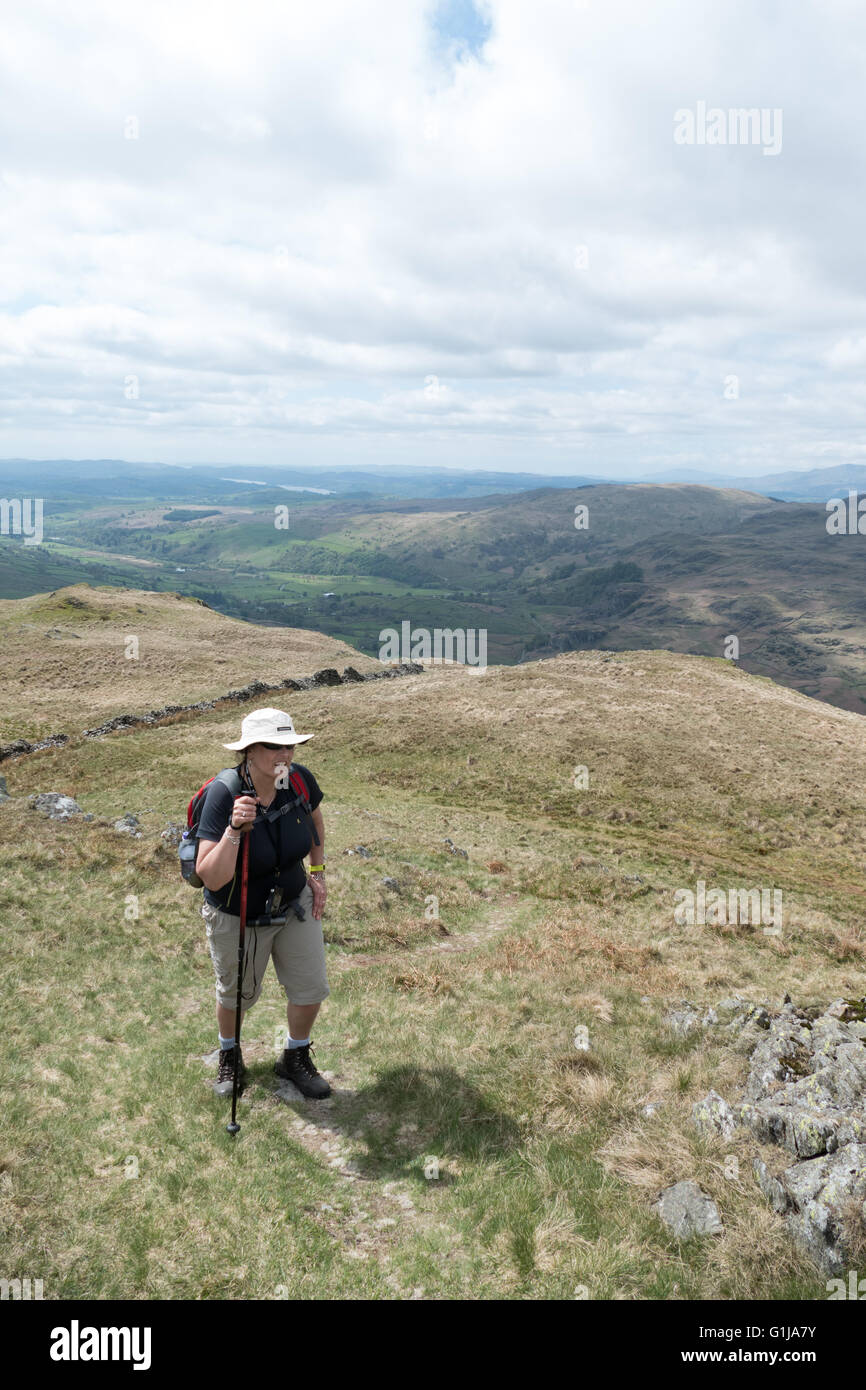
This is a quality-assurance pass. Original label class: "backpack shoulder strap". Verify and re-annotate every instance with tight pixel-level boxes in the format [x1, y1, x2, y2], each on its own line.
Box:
[289, 767, 309, 803]
[215, 768, 244, 795]
[188, 768, 244, 830]
[288, 765, 320, 846]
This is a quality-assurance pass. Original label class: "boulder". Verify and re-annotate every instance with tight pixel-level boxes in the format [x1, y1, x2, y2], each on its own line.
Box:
[30, 792, 92, 821]
[654, 1180, 724, 1238]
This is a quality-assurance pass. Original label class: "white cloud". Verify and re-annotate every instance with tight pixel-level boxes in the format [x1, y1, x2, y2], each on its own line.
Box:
[1, 0, 864, 476]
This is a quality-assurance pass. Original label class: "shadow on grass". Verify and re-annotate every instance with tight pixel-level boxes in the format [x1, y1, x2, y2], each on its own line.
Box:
[260, 1062, 522, 1184]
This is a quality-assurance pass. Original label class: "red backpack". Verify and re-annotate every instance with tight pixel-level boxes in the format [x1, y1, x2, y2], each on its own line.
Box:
[179, 764, 319, 887]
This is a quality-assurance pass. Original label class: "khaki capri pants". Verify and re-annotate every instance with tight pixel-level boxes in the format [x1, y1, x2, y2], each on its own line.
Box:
[202, 881, 330, 1011]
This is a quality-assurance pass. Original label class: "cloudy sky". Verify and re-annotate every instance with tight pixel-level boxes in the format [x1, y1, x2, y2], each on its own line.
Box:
[1, 0, 863, 478]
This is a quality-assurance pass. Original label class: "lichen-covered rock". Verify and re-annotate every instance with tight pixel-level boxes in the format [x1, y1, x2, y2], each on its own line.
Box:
[810, 1016, 854, 1060]
[818, 1042, 866, 1109]
[30, 792, 92, 821]
[114, 813, 143, 838]
[653, 1180, 724, 1238]
[716, 997, 752, 1015]
[664, 1004, 701, 1037]
[692, 1090, 735, 1139]
[743, 1026, 811, 1102]
[753, 1158, 790, 1214]
[738, 1093, 849, 1159]
[781, 1144, 866, 1274]
[738, 997, 866, 1272]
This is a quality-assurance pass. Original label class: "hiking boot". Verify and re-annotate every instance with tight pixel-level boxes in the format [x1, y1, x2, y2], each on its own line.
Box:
[214, 1045, 246, 1096]
[274, 1042, 331, 1099]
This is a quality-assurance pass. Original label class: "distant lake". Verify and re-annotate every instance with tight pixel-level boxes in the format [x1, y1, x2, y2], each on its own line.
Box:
[220, 477, 333, 495]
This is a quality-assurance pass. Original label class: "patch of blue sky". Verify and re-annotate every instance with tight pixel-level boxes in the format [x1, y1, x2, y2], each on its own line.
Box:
[429, 0, 492, 64]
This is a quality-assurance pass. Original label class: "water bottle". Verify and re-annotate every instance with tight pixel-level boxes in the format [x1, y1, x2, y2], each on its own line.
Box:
[179, 830, 203, 887]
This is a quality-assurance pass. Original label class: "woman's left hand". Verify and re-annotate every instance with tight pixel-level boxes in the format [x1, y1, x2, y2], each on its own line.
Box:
[308, 873, 327, 916]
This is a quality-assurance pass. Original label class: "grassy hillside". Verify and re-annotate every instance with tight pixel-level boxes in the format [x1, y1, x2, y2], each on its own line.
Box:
[0, 584, 380, 742]
[3, 595, 866, 1300]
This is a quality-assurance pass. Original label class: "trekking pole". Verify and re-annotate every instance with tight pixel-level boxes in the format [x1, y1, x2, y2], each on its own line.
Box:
[226, 828, 250, 1136]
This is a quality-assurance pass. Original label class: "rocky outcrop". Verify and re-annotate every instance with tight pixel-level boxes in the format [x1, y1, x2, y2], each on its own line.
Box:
[29, 792, 93, 821]
[668, 994, 866, 1270]
[736, 1000, 866, 1162]
[734, 996, 866, 1272]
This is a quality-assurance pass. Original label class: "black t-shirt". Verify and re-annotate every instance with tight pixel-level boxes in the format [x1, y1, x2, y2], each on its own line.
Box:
[197, 763, 323, 916]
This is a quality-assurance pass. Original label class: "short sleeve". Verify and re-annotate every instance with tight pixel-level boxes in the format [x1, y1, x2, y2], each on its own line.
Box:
[197, 778, 234, 842]
[293, 763, 323, 812]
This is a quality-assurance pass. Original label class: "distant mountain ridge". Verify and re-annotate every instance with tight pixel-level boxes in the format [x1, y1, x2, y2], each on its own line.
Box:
[4, 455, 866, 502]
[0, 457, 609, 500]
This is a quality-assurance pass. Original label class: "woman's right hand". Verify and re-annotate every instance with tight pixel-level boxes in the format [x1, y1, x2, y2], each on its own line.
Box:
[230, 795, 259, 831]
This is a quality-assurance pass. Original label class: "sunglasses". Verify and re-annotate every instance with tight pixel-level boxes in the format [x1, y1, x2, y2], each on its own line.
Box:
[258, 741, 296, 751]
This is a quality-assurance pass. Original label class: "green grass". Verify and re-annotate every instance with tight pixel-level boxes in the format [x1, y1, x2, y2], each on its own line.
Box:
[4, 644, 863, 1299]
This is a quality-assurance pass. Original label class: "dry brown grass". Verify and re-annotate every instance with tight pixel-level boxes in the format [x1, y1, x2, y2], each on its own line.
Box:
[390, 965, 454, 996]
[494, 921, 654, 977]
[0, 582, 379, 737]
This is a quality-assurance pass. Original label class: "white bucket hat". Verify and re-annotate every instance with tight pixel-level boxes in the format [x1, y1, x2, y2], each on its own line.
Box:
[222, 707, 314, 751]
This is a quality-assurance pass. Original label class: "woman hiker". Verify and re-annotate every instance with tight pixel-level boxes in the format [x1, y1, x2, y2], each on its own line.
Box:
[195, 707, 331, 1100]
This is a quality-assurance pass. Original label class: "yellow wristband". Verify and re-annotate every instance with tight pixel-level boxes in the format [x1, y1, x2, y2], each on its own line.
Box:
[309, 865, 325, 872]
